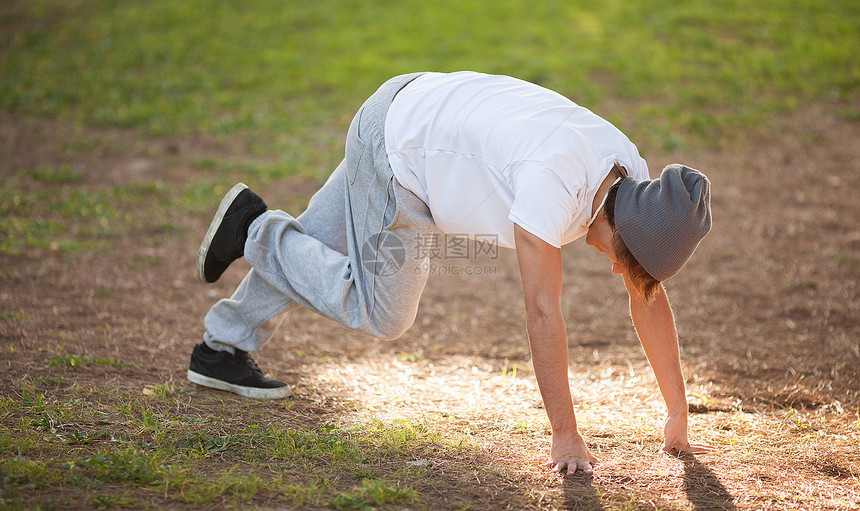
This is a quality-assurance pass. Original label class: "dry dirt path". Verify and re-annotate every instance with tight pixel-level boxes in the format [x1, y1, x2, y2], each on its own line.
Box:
[1, 105, 858, 509]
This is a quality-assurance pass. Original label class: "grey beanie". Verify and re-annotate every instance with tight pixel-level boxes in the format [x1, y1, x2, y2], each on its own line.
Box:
[614, 164, 712, 281]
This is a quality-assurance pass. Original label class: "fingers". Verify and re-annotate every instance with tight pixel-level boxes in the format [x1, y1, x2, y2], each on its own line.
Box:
[687, 442, 719, 453]
[661, 442, 719, 455]
[540, 459, 564, 472]
[543, 459, 594, 476]
[572, 459, 593, 475]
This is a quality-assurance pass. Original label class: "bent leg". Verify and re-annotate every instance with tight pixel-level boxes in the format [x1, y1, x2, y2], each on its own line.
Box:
[243, 73, 431, 338]
[204, 72, 429, 349]
[362, 180, 436, 339]
[241, 171, 435, 339]
[203, 162, 350, 352]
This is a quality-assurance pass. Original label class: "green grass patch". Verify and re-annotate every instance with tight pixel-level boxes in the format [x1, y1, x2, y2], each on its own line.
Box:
[0, 173, 175, 257]
[329, 479, 416, 510]
[25, 165, 84, 184]
[75, 446, 168, 484]
[255, 423, 365, 464]
[48, 355, 127, 369]
[0, 383, 510, 509]
[1, 0, 857, 160]
[0, 311, 26, 325]
[1, 0, 857, 266]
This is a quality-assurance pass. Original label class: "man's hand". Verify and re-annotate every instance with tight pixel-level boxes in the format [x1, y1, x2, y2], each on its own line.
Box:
[514, 224, 597, 476]
[543, 430, 600, 475]
[619, 275, 717, 456]
[661, 413, 718, 454]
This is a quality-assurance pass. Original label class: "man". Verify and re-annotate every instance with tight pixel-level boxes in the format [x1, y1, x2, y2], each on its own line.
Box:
[188, 71, 716, 475]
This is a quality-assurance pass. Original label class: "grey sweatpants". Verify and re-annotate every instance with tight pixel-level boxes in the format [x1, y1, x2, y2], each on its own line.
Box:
[203, 73, 435, 353]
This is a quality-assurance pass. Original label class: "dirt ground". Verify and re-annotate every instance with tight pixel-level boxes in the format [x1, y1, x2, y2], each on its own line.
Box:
[1, 102, 858, 510]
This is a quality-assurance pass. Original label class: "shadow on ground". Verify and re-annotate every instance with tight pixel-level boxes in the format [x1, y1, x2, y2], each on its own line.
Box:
[683, 454, 736, 511]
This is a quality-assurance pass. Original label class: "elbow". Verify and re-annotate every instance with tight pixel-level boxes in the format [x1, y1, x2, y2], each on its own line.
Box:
[525, 300, 563, 331]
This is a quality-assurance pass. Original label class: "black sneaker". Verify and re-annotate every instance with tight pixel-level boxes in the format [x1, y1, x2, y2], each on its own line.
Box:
[187, 343, 292, 399]
[197, 183, 267, 283]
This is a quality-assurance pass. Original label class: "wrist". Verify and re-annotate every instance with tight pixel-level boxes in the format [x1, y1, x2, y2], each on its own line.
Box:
[551, 428, 584, 449]
[665, 394, 689, 418]
[667, 407, 688, 419]
[550, 418, 580, 436]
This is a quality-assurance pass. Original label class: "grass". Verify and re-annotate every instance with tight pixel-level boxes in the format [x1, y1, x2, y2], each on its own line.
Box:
[0, 1, 858, 509]
[6, 355, 856, 510]
[0, 169, 178, 257]
[1, 0, 857, 160]
[0, 381, 475, 509]
[48, 355, 127, 369]
[0, 0, 857, 254]
[0, 312, 26, 325]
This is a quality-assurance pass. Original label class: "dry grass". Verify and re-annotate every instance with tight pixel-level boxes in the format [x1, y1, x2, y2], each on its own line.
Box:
[296, 350, 860, 510]
[1, 104, 859, 509]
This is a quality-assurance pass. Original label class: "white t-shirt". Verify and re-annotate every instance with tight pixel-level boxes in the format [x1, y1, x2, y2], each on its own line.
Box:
[384, 71, 649, 249]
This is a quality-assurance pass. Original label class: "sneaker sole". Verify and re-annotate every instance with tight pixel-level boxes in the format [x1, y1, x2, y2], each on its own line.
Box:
[187, 369, 292, 399]
[196, 182, 249, 283]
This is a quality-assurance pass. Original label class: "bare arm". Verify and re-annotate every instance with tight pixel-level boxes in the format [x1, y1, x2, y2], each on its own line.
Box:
[622, 274, 716, 454]
[514, 224, 598, 474]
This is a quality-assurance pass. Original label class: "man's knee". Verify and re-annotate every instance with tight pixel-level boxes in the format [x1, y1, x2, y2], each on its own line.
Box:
[368, 313, 415, 341]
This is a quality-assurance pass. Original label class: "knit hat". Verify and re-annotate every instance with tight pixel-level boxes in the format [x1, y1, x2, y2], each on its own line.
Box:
[614, 164, 712, 281]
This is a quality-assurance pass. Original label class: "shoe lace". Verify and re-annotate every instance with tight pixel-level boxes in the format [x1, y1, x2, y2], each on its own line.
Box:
[236, 350, 264, 375]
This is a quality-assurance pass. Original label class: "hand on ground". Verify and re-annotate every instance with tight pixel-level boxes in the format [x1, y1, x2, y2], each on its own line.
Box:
[662, 414, 718, 455]
[543, 432, 600, 475]
[661, 441, 718, 455]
